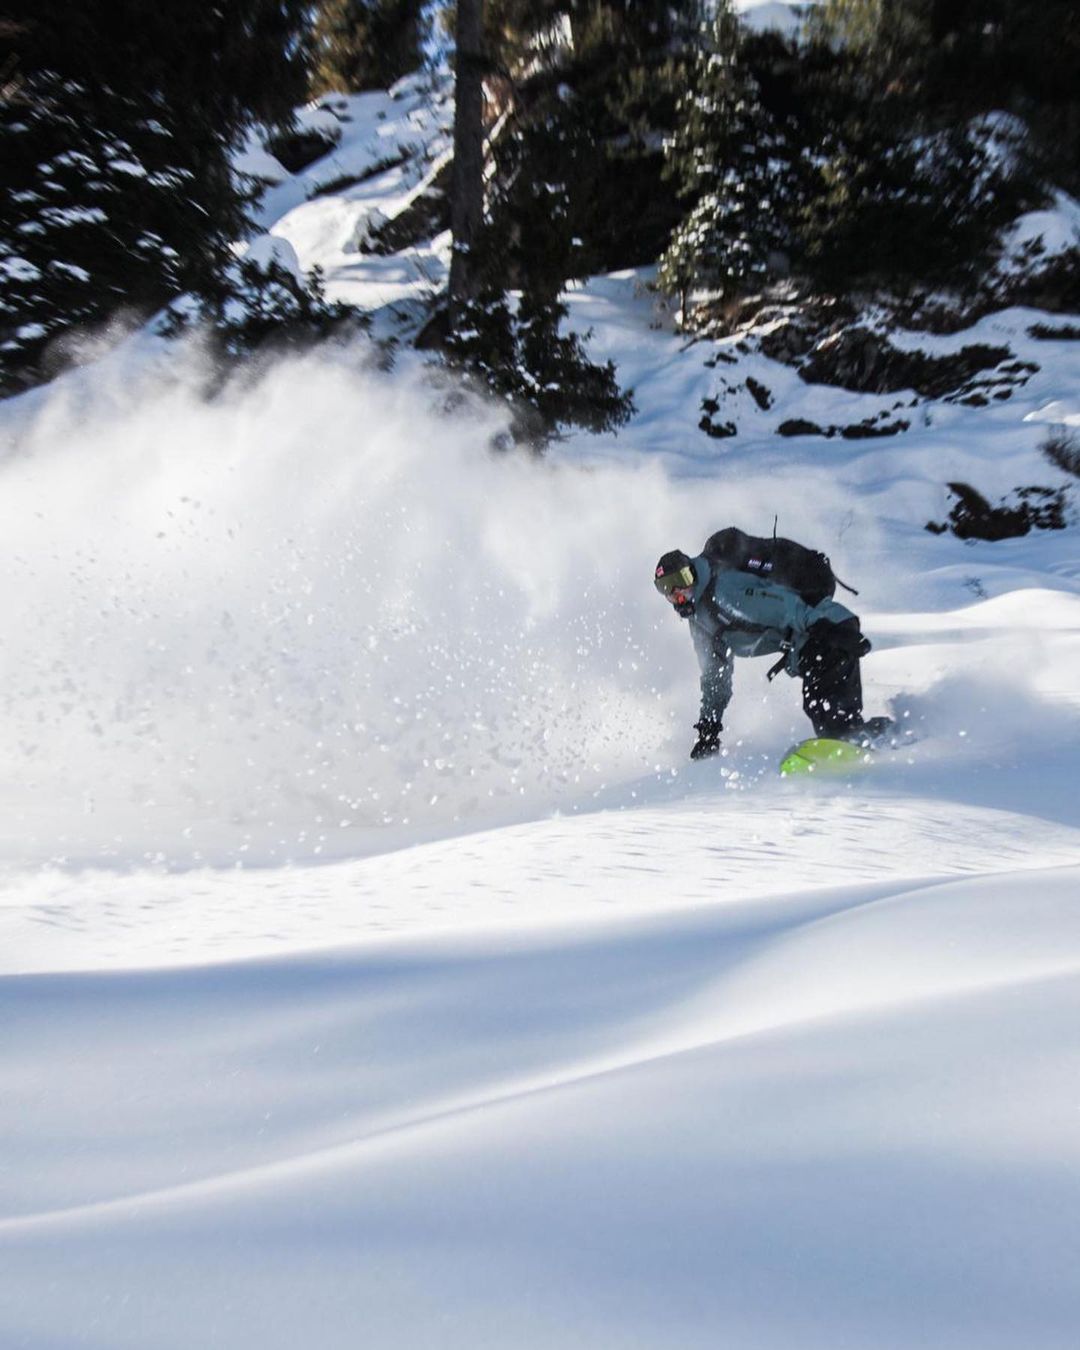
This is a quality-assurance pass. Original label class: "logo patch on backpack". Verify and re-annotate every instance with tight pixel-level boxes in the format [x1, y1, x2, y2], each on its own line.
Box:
[747, 557, 774, 574]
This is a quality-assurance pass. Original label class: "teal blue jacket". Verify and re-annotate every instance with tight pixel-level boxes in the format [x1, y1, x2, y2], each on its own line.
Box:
[685, 554, 858, 723]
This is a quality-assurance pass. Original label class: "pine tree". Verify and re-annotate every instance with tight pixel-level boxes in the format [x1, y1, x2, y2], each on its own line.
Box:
[489, 0, 702, 279]
[0, 0, 310, 393]
[2, 66, 206, 382]
[801, 0, 1045, 288]
[658, 3, 813, 321]
[444, 282, 634, 447]
[443, 0, 650, 443]
[310, 0, 429, 96]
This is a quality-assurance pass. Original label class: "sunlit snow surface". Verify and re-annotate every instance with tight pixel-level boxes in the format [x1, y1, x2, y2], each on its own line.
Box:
[2, 76, 1080, 1350]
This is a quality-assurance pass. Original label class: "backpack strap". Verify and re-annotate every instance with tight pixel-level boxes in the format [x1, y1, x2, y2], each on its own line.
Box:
[766, 653, 788, 682]
[832, 571, 859, 596]
[766, 627, 796, 682]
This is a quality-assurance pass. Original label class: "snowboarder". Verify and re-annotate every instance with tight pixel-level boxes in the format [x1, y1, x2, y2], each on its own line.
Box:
[654, 529, 878, 760]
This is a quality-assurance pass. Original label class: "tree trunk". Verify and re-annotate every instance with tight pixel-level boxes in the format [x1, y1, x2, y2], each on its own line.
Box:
[447, 0, 485, 330]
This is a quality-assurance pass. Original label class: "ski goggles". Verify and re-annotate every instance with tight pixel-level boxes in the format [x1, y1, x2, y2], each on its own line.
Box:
[654, 563, 695, 597]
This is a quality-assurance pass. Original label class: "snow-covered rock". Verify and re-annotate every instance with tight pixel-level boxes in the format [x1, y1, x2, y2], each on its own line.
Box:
[242, 231, 303, 281]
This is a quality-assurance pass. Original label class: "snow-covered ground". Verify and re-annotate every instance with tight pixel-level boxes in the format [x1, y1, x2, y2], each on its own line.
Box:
[2, 72, 1080, 1349]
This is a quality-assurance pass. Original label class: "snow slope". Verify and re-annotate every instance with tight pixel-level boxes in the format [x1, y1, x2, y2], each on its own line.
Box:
[1, 71, 1079, 1349]
[5, 873, 1080, 1349]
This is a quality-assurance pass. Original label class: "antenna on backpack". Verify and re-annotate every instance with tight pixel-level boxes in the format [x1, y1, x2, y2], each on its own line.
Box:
[772, 515, 778, 539]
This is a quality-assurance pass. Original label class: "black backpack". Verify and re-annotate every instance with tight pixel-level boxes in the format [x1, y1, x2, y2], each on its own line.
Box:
[702, 527, 848, 607]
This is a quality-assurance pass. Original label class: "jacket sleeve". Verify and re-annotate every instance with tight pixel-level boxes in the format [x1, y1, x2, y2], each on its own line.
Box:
[690, 621, 733, 725]
[804, 596, 858, 629]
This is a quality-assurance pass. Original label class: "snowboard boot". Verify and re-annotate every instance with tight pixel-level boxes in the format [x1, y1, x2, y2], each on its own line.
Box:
[835, 715, 895, 748]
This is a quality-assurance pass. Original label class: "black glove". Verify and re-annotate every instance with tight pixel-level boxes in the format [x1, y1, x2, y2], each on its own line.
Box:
[690, 718, 722, 760]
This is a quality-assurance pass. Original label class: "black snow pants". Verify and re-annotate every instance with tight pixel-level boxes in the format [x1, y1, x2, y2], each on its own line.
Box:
[798, 618, 869, 737]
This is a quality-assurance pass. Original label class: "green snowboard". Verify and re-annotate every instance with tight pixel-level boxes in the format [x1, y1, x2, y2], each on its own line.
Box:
[779, 736, 875, 777]
[780, 716, 900, 776]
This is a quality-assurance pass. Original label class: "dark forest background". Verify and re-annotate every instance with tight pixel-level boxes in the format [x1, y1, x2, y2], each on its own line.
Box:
[3, 0, 1078, 437]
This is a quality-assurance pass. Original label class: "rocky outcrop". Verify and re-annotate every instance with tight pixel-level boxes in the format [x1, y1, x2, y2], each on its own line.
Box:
[926, 482, 1067, 540]
[777, 418, 825, 437]
[265, 126, 341, 174]
[745, 377, 773, 410]
[796, 328, 1016, 399]
[1029, 322, 1080, 341]
[698, 395, 737, 438]
[754, 303, 1039, 404]
[308, 149, 411, 199]
[1042, 428, 1080, 478]
[776, 415, 910, 439]
[360, 162, 450, 255]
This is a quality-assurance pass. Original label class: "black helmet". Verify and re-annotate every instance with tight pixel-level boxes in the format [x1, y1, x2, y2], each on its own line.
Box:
[654, 550, 695, 597]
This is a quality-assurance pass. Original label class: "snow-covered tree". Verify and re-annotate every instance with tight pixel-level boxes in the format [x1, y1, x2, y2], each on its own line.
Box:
[444, 0, 668, 441]
[813, 0, 1078, 195]
[490, 0, 702, 280]
[659, 0, 1050, 318]
[800, 0, 1045, 289]
[1, 73, 215, 385]
[659, 4, 812, 320]
[0, 0, 310, 394]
